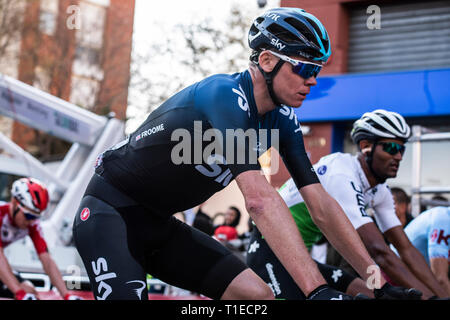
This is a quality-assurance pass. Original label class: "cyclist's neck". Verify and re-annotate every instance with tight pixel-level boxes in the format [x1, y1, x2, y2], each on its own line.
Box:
[248, 66, 277, 116]
[357, 153, 380, 188]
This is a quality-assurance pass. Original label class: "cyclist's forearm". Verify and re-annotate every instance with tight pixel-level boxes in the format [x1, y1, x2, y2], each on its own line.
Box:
[374, 251, 433, 298]
[40, 253, 68, 297]
[248, 195, 326, 296]
[438, 276, 450, 296]
[399, 248, 448, 297]
[313, 199, 383, 286]
[0, 249, 21, 294]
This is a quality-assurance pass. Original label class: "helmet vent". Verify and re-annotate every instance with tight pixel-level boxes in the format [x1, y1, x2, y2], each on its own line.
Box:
[34, 191, 41, 206]
[321, 37, 329, 52]
[304, 17, 323, 38]
[267, 24, 299, 44]
[285, 17, 318, 47]
[367, 119, 386, 133]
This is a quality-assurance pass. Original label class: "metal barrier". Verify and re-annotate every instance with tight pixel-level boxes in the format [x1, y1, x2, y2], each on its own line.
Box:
[410, 125, 450, 217]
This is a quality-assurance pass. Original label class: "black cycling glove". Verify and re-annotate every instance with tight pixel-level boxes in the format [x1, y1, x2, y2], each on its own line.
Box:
[307, 285, 353, 300]
[374, 283, 422, 300]
[428, 296, 450, 300]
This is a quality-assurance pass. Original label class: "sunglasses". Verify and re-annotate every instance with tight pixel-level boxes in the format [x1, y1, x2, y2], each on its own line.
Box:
[18, 205, 41, 221]
[268, 50, 322, 79]
[379, 142, 406, 156]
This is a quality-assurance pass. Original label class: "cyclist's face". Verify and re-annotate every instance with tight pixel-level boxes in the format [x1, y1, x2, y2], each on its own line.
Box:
[273, 56, 319, 108]
[371, 138, 405, 179]
[224, 208, 237, 225]
[11, 201, 35, 229]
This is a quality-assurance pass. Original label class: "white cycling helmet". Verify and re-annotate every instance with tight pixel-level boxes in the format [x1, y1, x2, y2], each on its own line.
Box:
[351, 109, 411, 144]
[11, 178, 49, 214]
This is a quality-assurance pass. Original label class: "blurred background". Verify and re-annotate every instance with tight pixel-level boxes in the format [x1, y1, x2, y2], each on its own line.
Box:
[0, 0, 449, 297]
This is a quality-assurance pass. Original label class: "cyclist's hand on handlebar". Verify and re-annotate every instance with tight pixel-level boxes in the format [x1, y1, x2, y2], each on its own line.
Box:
[374, 283, 422, 300]
[15, 289, 38, 300]
[307, 285, 354, 300]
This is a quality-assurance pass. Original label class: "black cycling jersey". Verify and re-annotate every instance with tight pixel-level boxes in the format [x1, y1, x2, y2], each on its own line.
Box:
[74, 70, 319, 300]
[96, 70, 318, 217]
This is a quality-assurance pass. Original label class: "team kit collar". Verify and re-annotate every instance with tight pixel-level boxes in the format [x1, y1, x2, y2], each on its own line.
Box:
[353, 155, 375, 193]
[242, 70, 259, 118]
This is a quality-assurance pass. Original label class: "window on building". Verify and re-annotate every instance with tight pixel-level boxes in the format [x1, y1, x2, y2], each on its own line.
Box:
[75, 45, 101, 68]
[69, 75, 100, 110]
[39, 0, 58, 36]
[72, 1, 107, 81]
[76, 1, 106, 48]
[33, 66, 51, 92]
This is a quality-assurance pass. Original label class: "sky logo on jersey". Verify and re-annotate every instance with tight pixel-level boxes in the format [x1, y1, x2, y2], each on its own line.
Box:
[80, 208, 90, 221]
[232, 85, 250, 118]
[432, 229, 449, 245]
[92, 257, 117, 300]
[317, 165, 327, 175]
[279, 106, 302, 134]
[194, 154, 233, 187]
[135, 124, 165, 142]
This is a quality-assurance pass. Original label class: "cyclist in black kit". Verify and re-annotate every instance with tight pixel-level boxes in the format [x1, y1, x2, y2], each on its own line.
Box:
[73, 8, 419, 300]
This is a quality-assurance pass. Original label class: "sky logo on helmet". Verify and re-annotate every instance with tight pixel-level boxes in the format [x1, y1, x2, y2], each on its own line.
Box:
[263, 12, 280, 21]
[271, 38, 285, 51]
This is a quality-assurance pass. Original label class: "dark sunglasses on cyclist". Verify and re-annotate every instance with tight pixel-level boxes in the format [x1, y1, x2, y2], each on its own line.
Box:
[19, 205, 41, 221]
[379, 141, 406, 156]
[269, 50, 322, 79]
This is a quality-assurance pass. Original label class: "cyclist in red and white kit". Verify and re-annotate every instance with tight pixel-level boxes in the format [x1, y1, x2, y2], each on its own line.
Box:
[0, 178, 81, 300]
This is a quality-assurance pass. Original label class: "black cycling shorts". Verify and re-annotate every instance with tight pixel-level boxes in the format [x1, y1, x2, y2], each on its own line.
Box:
[246, 226, 357, 299]
[73, 174, 248, 300]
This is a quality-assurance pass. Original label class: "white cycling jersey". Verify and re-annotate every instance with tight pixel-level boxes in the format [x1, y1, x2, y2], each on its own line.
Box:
[279, 152, 401, 233]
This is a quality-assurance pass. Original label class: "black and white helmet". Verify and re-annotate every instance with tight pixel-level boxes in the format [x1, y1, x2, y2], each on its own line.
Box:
[351, 109, 411, 144]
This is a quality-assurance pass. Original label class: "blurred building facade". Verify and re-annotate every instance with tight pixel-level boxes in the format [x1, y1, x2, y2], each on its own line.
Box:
[0, 0, 135, 158]
[268, 0, 450, 195]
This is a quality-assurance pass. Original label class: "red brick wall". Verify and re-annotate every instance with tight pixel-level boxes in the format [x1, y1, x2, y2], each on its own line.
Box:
[12, 0, 135, 151]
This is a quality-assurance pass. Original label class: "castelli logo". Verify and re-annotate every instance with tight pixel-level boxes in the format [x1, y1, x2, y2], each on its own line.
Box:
[430, 229, 438, 243]
[80, 208, 90, 221]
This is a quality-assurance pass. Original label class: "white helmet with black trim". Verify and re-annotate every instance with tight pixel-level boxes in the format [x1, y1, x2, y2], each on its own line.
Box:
[351, 109, 411, 144]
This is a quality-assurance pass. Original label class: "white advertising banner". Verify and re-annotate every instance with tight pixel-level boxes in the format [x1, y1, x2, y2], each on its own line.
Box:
[0, 74, 107, 146]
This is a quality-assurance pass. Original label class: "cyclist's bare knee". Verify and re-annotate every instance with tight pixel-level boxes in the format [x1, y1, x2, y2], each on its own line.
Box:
[221, 268, 274, 300]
